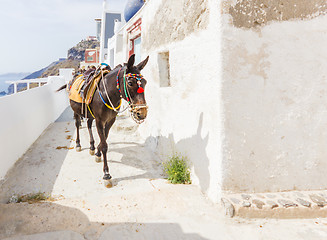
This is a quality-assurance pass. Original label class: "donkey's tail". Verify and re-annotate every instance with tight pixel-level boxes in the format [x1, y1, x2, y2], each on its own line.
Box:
[56, 84, 67, 92]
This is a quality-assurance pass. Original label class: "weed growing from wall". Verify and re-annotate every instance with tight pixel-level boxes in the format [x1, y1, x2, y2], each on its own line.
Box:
[163, 153, 191, 184]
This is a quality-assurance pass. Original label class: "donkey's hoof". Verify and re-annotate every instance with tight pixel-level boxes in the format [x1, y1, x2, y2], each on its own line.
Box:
[95, 156, 102, 163]
[89, 149, 95, 155]
[104, 179, 113, 188]
[103, 174, 112, 180]
[76, 146, 82, 152]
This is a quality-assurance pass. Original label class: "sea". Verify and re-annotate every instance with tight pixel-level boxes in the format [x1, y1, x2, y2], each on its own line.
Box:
[0, 73, 30, 96]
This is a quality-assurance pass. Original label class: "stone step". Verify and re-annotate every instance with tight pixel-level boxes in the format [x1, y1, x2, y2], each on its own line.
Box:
[221, 190, 327, 218]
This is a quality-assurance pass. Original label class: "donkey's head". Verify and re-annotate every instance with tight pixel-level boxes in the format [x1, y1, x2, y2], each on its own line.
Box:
[124, 54, 149, 124]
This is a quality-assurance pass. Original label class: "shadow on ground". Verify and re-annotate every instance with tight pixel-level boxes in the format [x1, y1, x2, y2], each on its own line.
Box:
[0, 201, 208, 240]
[0, 106, 166, 203]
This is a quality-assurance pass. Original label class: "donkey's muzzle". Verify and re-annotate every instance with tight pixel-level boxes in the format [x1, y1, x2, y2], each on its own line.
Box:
[131, 104, 148, 124]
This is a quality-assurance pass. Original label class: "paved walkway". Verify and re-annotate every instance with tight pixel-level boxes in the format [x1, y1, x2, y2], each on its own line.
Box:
[1, 108, 327, 239]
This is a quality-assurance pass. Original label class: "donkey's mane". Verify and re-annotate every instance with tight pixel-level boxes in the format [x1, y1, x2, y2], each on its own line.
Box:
[112, 64, 123, 71]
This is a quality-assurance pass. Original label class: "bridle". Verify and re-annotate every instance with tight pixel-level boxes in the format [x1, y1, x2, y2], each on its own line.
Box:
[121, 68, 148, 124]
[99, 66, 148, 124]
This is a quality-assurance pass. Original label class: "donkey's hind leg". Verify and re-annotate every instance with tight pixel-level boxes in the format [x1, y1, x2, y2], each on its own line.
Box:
[87, 118, 96, 155]
[74, 112, 82, 152]
[95, 139, 102, 162]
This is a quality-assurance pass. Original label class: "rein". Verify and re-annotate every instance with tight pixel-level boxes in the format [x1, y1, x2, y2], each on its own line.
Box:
[99, 68, 128, 113]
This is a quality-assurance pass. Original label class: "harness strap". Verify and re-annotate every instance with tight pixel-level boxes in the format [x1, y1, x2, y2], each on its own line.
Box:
[123, 70, 131, 104]
[126, 73, 145, 94]
[87, 104, 96, 119]
[96, 67, 146, 116]
[98, 90, 122, 110]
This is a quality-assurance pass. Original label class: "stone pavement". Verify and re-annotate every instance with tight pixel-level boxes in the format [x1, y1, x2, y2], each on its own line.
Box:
[1, 107, 327, 240]
[222, 190, 327, 219]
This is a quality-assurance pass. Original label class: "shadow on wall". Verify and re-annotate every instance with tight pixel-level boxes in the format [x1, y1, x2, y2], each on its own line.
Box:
[148, 113, 210, 192]
[0, 202, 209, 240]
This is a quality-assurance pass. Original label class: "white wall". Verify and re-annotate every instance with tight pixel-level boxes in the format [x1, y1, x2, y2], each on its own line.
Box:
[59, 69, 74, 82]
[134, 0, 223, 203]
[222, 12, 327, 192]
[0, 77, 69, 180]
[102, 0, 327, 199]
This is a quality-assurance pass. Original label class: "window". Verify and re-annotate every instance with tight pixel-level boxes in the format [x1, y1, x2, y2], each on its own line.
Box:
[87, 56, 94, 62]
[127, 18, 142, 61]
[158, 52, 170, 87]
[133, 37, 141, 64]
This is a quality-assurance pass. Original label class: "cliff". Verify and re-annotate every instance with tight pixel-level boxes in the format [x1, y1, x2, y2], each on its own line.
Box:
[67, 39, 100, 61]
[40, 39, 100, 78]
[7, 39, 100, 94]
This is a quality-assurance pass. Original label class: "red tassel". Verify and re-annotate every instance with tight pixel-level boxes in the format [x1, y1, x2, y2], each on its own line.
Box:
[137, 87, 144, 94]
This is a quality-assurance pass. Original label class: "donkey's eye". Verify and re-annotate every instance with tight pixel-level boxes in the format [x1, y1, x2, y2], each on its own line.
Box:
[128, 81, 133, 86]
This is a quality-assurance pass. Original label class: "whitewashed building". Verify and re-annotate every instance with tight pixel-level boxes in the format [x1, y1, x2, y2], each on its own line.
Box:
[100, 0, 327, 203]
[99, 1, 126, 63]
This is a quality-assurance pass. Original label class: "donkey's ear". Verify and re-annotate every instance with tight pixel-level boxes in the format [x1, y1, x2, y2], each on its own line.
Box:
[136, 56, 149, 71]
[127, 54, 135, 69]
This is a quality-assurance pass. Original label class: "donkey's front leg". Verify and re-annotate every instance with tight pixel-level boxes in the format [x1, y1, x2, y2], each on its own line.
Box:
[87, 118, 96, 155]
[74, 113, 82, 152]
[95, 120, 111, 180]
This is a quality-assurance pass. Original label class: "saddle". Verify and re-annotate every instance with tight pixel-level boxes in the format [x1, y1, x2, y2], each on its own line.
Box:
[68, 69, 110, 105]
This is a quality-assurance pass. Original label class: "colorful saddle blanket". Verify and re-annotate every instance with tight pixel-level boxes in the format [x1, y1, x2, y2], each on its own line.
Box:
[68, 70, 109, 105]
[68, 75, 85, 103]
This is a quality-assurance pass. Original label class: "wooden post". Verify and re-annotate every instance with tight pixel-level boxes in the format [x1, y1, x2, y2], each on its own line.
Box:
[14, 83, 17, 94]
[27, 82, 30, 90]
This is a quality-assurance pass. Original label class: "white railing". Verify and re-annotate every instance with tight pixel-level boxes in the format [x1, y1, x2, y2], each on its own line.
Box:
[0, 69, 73, 180]
[5, 68, 74, 95]
[6, 78, 48, 94]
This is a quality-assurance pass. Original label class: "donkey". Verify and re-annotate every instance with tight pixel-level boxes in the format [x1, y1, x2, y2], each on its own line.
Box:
[57, 54, 149, 183]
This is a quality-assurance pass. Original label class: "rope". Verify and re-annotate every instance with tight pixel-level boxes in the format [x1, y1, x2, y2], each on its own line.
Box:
[99, 69, 128, 113]
[101, 70, 112, 107]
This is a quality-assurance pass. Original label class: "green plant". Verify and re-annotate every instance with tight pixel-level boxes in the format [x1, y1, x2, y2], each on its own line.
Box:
[163, 153, 191, 184]
[9, 192, 54, 204]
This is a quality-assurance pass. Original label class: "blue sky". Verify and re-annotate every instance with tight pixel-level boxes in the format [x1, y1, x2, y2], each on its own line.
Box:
[0, 0, 125, 74]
